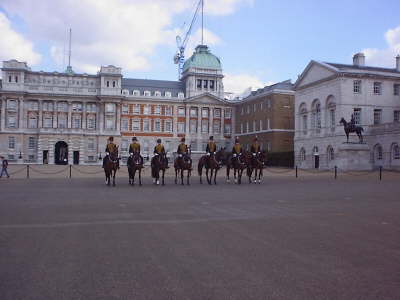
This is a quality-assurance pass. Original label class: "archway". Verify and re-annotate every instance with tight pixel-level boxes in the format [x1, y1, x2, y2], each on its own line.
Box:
[55, 141, 68, 165]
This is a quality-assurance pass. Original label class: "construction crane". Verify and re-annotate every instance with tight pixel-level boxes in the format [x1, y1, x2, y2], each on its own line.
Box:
[174, 0, 204, 79]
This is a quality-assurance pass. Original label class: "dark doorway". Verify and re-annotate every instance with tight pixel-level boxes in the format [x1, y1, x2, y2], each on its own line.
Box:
[43, 150, 49, 164]
[55, 141, 68, 165]
[314, 155, 320, 169]
[73, 151, 80, 165]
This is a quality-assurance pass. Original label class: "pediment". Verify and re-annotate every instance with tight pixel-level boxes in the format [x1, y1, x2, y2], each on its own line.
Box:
[185, 93, 228, 105]
[295, 61, 338, 89]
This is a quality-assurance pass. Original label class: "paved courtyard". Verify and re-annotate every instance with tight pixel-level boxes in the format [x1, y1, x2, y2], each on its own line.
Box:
[0, 171, 399, 299]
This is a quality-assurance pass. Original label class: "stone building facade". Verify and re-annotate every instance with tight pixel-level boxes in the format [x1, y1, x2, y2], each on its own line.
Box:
[234, 80, 294, 153]
[294, 53, 400, 170]
[0, 45, 234, 165]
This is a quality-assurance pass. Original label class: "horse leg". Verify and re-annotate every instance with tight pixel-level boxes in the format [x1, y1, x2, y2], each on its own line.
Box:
[187, 170, 190, 185]
[162, 169, 165, 186]
[139, 168, 142, 186]
[112, 169, 116, 187]
[174, 168, 178, 184]
[214, 168, 217, 185]
[259, 168, 263, 184]
[199, 165, 203, 184]
[181, 169, 184, 185]
[206, 168, 210, 185]
[234, 168, 237, 184]
[238, 169, 242, 185]
[226, 166, 230, 183]
[208, 169, 212, 185]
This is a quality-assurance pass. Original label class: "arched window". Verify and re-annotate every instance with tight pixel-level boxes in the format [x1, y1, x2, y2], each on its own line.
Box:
[327, 145, 334, 161]
[311, 100, 321, 133]
[299, 103, 307, 135]
[299, 148, 306, 161]
[313, 146, 319, 155]
[326, 96, 336, 132]
[392, 143, 400, 160]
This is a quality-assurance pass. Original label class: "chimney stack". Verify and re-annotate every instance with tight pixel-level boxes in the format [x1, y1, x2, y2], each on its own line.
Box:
[396, 55, 400, 72]
[353, 53, 365, 67]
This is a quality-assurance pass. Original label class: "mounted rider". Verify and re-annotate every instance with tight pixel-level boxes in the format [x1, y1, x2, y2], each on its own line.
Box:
[153, 138, 169, 168]
[206, 136, 217, 167]
[350, 113, 356, 130]
[250, 137, 261, 163]
[103, 136, 119, 169]
[232, 137, 243, 163]
[177, 137, 192, 166]
[128, 137, 143, 165]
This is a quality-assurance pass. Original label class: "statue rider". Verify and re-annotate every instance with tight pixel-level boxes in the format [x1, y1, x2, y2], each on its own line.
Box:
[350, 113, 356, 130]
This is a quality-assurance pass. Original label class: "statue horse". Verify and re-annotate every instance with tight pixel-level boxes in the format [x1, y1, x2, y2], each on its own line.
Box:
[104, 148, 119, 186]
[198, 148, 224, 185]
[151, 153, 168, 185]
[174, 154, 192, 185]
[246, 151, 266, 184]
[227, 152, 247, 184]
[127, 153, 143, 186]
[339, 117, 364, 143]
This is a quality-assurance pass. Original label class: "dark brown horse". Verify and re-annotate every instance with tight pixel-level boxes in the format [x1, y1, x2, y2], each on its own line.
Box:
[246, 151, 266, 184]
[104, 148, 119, 186]
[174, 154, 192, 185]
[198, 149, 224, 185]
[151, 153, 168, 185]
[339, 117, 364, 143]
[127, 153, 143, 186]
[226, 152, 247, 184]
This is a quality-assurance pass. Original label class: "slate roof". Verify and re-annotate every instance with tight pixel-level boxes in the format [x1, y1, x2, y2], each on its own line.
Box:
[323, 62, 400, 76]
[122, 78, 185, 97]
[248, 80, 294, 97]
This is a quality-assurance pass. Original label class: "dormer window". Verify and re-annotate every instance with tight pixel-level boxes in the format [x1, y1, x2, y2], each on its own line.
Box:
[203, 80, 208, 89]
[133, 90, 140, 96]
[144, 91, 151, 97]
[112, 81, 116, 88]
[210, 80, 215, 90]
[197, 79, 202, 89]
[178, 92, 184, 99]
[8, 75, 12, 83]
[155, 91, 161, 97]
[106, 81, 110, 87]
[165, 91, 172, 98]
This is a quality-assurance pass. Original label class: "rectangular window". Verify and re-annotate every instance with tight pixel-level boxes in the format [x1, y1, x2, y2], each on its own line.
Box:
[373, 109, 382, 125]
[121, 118, 129, 131]
[210, 80, 215, 90]
[259, 119, 263, 130]
[224, 108, 232, 119]
[190, 107, 198, 117]
[197, 79, 202, 89]
[330, 109, 335, 131]
[202, 120, 209, 133]
[241, 107, 244, 115]
[203, 80, 208, 89]
[253, 120, 257, 132]
[43, 116, 53, 128]
[143, 105, 150, 115]
[112, 81, 116, 88]
[394, 111, 400, 122]
[143, 119, 150, 131]
[202, 108, 209, 118]
[246, 122, 249, 132]
[72, 103, 82, 112]
[105, 118, 114, 130]
[122, 104, 129, 114]
[87, 138, 95, 151]
[154, 119, 161, 132]
[58, 102, 68, 112]
[394, 84, 400, 96]
[86, 103, 97, 113]
[105, 103, 115, 113]
[132, 119, 140, 131]
[29, 101, 39, 110]
[28, 137, 36, 149]
[155, 105, 161, 115]
[353, 108, 361, 125]
[224, 124, 231, 135]
[302, 115, 307, 134]
[177, 122, 185, 133]
[247, 106, 250, 114]
[87, 117, 96, 129]
[373, 82, 382, 95]
[164, 120, 172, 132]
[72, 116, 81, 129]
[213, 120, 221, 134]
[133, 104, 140, 114]
[190, 119, 197, 133]
[7, 100, 17, 110]
[214, 108, 221, 118]
[8, 136, 15, 149]
[28, 116, 38, 129]
[58, 115, 67, 128]
[353, 80, 362, 94]
[165, 106, 172, 116]
[7, 115, 17, 128]
[178, 107, 185, 116]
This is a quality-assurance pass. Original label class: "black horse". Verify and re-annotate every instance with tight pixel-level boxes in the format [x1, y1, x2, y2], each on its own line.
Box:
[127, 153, 143, 186]
[339, 117, 364, 143]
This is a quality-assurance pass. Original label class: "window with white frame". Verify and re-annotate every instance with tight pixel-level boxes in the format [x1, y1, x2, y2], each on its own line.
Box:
[143, 119, 150, 131]
[241, 107, 244, 115]
[214, 108, 221, 118]
[105, 118, 115, 130]
[353, 108, 361, 125]
[28, 137, 36, 149]
[7, 100, 17, 110]
[87, 116, 96, 129]
[373, 82, 382, 95]
[154, 119, 161, 132]
[121, 139, 129, 152]
[28, 115, 38, 129]
[43, 102, 53, 111]
[164, 119, 172, 132]
[202, 120, 209, 133]
[121, 118, 129, 131]
[177, 122, 185, 133]
[190, 119, 197, 133]
[203, 80, 208, 89]
[394, 84, 400, 96]
[105, 103, 115, 113]
[132, 119, 140, 131]
[43, 115, 53, 128]
[58, 114, 67, 128]
[373, 109, 382, 125]
[72, 115, 81, 129]
[7, 115, 17, 128]
[165, 106, 172, 116]
[29, 101, 39, 110]
[155, 91, 161, 97]
[224, 123, 231, 135]
[178, 107, 185, 116]
[213, 120, 221, 133]
[155, 105, 161, 115]
[240, 123, 243, 134]
[144, 91, 151, 97]
[178, 92, 184, 99]
[122, 104, 129, 114]
[329, 107, 336, 131]
[202, 108, 209, 118]
[246, 105, 250, 114]
[143, 105, 150, 115]
[393, 144, 400, 160]
[86, 103, 97, 113]
[259, 119, 263, 131]
[375, 144, 383, 160]
[87, 138, 95, 151]
[58, 102, 68, 112]
[253, 120, 257, 132]
[353, 80, 362, 94]
[302, 115, 307, 134]
[133, 90, 140, 96]
[394, 110, 400, 122]
[197, 79, 202, 89]
[190, 107, 198, 117]
[72, 103, 82, 112]
[253, 103, 256, 112]
[299, 148, 306, 161]
[224, 108, 231, 119]
[133, 104, 140, 114]
[268, 100, 271, 109]
[165, 91, 172, 98]
[8, 136, 15, 149]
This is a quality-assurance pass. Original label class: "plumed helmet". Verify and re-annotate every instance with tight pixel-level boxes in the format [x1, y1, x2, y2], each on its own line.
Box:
[209, 136, 214, 140]
[109, 136, 114, 141]
[132, 137, 137, 141]
[157, 138, 161, 143]
[181, 137, 185, 142]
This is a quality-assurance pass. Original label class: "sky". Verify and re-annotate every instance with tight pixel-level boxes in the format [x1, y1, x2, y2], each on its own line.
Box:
[0, 0, 399, 96]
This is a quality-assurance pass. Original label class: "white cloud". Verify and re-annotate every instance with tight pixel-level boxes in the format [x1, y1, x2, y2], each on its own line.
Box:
[184, 28, 223, 57]
[1, 0, 252, 74]
[224, 73, 272, 97]
[362, 25, 400, 67]
[0, 12, 41, 65]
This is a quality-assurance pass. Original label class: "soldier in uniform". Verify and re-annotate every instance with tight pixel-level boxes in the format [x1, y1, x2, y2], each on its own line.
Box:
[129, 137, 143, 164]
[153, 138, 169, 167]
[250, 137, 261, 163]
[206, 136, 217, 166]
[177, 137, 192, 166]
[103, 136, 119, 168]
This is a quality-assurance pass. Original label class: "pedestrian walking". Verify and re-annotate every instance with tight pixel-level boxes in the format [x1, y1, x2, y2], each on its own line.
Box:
[0, 156, 10, 178]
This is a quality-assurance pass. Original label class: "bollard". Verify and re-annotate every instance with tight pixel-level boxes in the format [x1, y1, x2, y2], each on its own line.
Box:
[379, 166, 382, 181]
[69, 165, 72, 178]
[27, 164, 30, 178]
[295, 165, 298, 178]
[334, 166, 337, 179]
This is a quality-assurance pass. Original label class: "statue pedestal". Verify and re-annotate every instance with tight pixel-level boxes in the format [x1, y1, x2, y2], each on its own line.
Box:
[337, 143, 372, 171]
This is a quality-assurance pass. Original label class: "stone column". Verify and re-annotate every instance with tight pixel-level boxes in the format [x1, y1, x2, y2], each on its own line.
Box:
[38, 100, 43, 128]
[173, 105, 178, 138]
[116, 103, 121, 132]
[0, 97, 6, 131]
[221, 108, 225, 137]
[209, 106, 214, 136]
[82, 102, 87, 129]
[197, 106, 202, 151]
[18, 97, 24, 129]
[67, 101, 72, 128]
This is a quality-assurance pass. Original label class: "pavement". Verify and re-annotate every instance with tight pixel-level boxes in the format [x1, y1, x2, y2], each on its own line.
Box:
[0, 174, 399, 299]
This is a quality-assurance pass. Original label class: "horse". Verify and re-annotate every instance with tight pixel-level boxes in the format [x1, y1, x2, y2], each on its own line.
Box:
[198, 149, 224, 185]
[127, 153, 143, 186]
[151, 153, 168, 185]
[104, 148, 119, 186]
[339, 117, 364, 143]
[174, 154, 192, 185]
[246, 151, 266, 184]
[226, 151, 247, 184]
